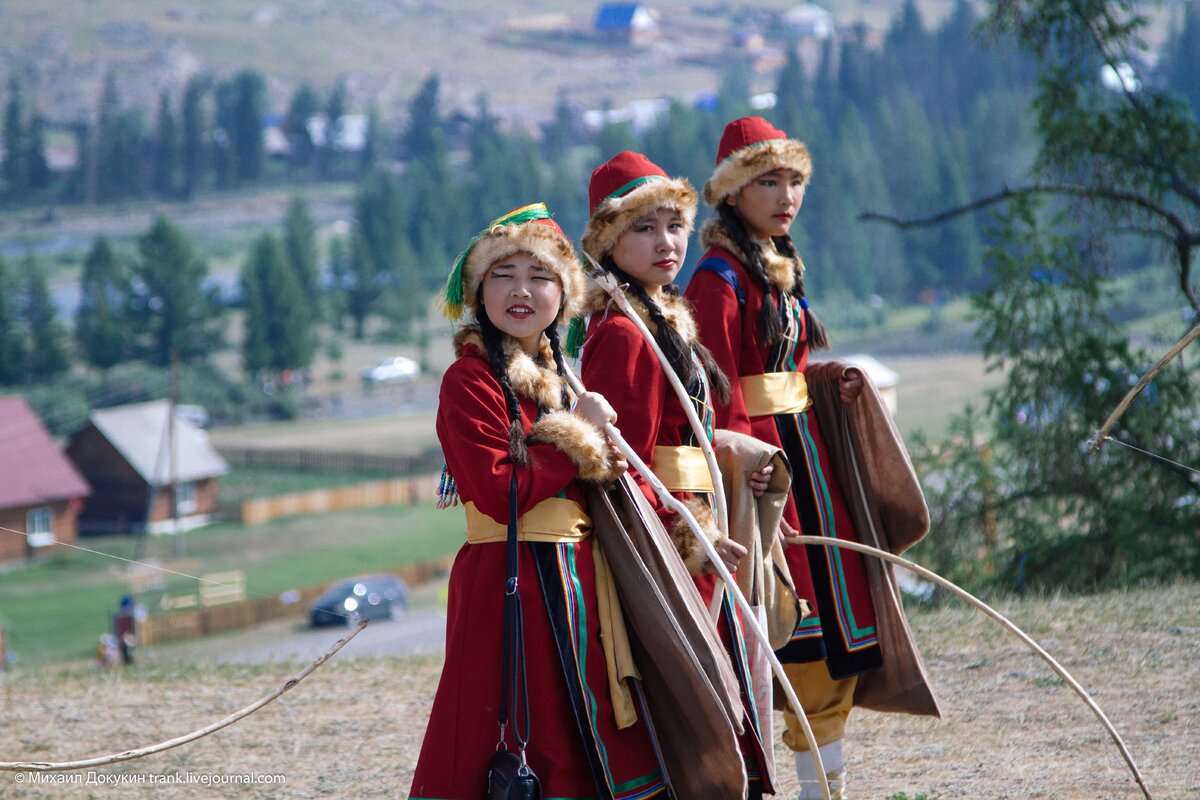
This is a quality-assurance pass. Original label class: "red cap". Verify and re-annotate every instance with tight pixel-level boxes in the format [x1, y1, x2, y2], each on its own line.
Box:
[714, 116, 789, 165]
[588, 151, 671, 216]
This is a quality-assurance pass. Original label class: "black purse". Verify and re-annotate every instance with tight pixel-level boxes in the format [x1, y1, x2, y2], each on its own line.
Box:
[486, 470, 541, 800]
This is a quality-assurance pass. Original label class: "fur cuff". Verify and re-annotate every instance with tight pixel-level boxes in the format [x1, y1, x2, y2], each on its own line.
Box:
[528, 410, 616, 482]
[703, 137, 812, 206]
[581, 177, 698, 262]
[669, 497, 725, 576]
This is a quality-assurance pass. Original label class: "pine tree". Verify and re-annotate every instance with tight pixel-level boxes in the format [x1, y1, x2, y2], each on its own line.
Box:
[240, 232, 316, 374]
[319, 78, 348, 178]
[95, 71, 123, 200]
[283, 197, 320, 315]
[24, 112, 50, 193]
[0, 255, 27, 384]
[212, 79, 238, 187]
[360, 103, 381, 175]
[75, 237, 131, 371]
[231, 69, 267, 183]
[3, 76, 25, 198]
[326, 233, 349, 332]
[401, 75, 441, 160]
[153, 90, 180, 197]
[21, 255, 70, 382]
[130, 217, 222, 365]
[286, 82, 321, 171]
[181, 75, 209, 198]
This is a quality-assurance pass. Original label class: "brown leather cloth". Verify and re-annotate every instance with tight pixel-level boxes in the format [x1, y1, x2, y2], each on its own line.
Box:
[806, 360, 942, 718]
[714, 428, 804, 790]
[713, 429, 803, 649]
[585, 474, 749, 798]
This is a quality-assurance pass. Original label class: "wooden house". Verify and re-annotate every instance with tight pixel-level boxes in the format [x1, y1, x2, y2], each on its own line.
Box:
[66, 400, 228, 535]
[0, 396, 90, 562]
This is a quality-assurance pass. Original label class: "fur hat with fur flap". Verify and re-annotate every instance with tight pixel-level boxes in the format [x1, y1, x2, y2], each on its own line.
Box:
[581, 151, 698, 262]
[443, 203, 585, 324]
[703, 116, 812, 206]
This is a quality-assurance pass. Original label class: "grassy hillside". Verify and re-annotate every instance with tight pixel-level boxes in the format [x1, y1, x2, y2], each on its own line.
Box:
[1, 0, 965, 124]
[0, 582, 1195, 797]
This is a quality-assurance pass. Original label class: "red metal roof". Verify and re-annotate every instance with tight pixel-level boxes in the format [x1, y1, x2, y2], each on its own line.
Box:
[0, 395, 91, 508]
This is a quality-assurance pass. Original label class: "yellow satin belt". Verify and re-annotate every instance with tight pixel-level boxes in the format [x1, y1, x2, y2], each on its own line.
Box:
[650, 445, 716, 493]
[463, 496, 641, 729]
[464, 498, 592, 544]
[740, 370, 811, 417]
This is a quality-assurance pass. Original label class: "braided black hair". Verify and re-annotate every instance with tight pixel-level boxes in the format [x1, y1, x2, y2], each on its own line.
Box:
[716, 202, 829, 351]
[476, 307, 530, 466]
[542, 322, 573, 410]
[601, 256, 731, 405]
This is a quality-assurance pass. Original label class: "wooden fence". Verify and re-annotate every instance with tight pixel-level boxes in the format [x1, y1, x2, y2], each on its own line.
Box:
[217, 445, 443, 476]
[139, 560, 452, 646]
[240, 474, 440, 525]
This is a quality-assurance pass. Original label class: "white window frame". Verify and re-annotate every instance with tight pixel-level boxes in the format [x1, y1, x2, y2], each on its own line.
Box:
[175, 482, 197, 514]
[26, 507, 55, 547]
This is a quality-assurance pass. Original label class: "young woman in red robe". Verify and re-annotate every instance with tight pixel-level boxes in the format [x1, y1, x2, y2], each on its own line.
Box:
[409, 204, 667, 800]
[569, 152, 774, 796]
[683, 118, 874, 799]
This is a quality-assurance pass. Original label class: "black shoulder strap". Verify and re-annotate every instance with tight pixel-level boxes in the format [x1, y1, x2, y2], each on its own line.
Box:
[695, 256, 746, 311]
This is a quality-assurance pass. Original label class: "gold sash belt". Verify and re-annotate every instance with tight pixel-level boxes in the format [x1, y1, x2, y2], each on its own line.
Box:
[463, 496, 640, 729]
[464, 498, 592, 544]
[650, 445, 715, 493]
[740, 370, 811, 417]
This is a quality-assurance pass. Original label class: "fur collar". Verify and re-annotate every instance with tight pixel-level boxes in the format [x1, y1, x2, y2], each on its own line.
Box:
[699, 218, 801, 295]
[453, 324, 567, 411]
[582, 283, 699, 345]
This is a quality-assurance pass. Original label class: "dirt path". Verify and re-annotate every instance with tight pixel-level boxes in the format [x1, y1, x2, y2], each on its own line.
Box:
[0, 583, 1196, 799]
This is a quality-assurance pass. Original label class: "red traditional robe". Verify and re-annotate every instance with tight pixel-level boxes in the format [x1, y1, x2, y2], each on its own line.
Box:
[684, 221, 882, 679]
[578, 294, 772, 792]
[409, 338, 665, 800]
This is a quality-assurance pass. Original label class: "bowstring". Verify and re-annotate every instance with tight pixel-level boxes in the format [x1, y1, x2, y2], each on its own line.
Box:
[1099, 435, 1200, 479]
[0, 524, 361, 624]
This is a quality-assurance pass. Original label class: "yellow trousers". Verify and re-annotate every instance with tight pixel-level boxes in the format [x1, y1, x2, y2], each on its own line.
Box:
[781, 661, 857, 751]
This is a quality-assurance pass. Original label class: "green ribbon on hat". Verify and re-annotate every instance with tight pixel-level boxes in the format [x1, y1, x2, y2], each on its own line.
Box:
[443, 202, 554, 320]
[564, 315, 587, 358]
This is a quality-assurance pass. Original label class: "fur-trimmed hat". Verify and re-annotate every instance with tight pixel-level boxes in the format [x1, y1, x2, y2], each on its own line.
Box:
[702, 116, 813, 205]
[580, 151, 698, 261]
[443, 202, 585, 323]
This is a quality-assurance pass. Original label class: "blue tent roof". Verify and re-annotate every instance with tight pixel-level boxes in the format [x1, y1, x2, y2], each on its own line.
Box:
[595, 3, 641, 30]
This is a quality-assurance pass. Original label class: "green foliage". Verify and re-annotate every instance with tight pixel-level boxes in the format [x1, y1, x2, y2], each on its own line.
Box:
[240, 232, 316, 374]
[3, 76, 25, 197]
[152, 90, 180, 198]
[229, 69, 268, 184]
[128, 217, 224, 366]
[910, 202, 1200, 591]
[1162, 3, 1200, 119]
[402, 74, 442, 160]
[283, 197, 320, 314]
[20, 254, 70, 382]
[0, 254, 28, 384]
[286, 82, 320, 170]
[180, 74, 209, 198]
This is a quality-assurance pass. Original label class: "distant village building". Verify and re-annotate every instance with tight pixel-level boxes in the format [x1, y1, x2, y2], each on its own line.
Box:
[66, 400, 228, 535]
[594, 3, 659, 45]
[783, 4, 835, 40]
[0, 396, 91, 563]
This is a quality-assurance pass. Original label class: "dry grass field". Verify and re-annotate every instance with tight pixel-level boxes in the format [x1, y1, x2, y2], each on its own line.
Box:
[1, 582, 1196, 799]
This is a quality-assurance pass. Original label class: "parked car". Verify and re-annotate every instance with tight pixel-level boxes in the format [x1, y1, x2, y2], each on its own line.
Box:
[361, 356, 420, 386]
[309, 574, 409, 627]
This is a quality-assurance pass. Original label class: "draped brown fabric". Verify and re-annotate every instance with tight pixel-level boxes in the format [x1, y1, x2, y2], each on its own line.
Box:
[585, 475, 749, 798]
[806, 360, 942, 718]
